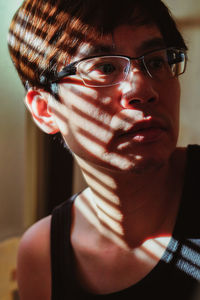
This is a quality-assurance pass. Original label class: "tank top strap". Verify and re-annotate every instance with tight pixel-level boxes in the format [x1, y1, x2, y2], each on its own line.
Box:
[50, 194, 79, 300]
[174, 144, 200, 237]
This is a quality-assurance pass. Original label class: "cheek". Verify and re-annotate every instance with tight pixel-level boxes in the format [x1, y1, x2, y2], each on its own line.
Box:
[160, 80, 180, 144]
[160, 79, 180, 117]
[58, 84, 115, 142]
[171, 81, 180, 120]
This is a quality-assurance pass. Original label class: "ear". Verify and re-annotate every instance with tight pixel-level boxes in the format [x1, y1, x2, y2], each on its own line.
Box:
[25, 89, 59, 134]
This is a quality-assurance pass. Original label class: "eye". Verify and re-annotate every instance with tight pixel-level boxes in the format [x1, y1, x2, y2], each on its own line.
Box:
[147, 57, 166, 70]
[94, 63, 116, 75]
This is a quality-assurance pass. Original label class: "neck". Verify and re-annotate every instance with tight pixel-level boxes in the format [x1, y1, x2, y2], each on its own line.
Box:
[75, 149, 186, 249]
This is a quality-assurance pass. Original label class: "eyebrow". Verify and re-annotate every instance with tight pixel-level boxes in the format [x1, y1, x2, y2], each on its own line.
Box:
[135, 37, 166, 55]
[79, 37, 166, 58]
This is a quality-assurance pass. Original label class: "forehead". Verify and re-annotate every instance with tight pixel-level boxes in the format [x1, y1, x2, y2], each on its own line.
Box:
[75, 24, 165, 60]
[113, 24, 164, 56]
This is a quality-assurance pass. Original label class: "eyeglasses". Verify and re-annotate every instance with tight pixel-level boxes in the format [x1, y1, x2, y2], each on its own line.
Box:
[49, 47, 187, 87]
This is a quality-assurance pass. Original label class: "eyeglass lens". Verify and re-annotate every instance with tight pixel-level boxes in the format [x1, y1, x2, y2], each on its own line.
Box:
[74, 48, 186, 87]
[143, 48, 186, 79]
[77, 56, 130, 87]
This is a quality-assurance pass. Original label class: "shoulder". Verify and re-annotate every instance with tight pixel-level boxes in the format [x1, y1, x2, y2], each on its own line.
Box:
[17, 215, 52, 300]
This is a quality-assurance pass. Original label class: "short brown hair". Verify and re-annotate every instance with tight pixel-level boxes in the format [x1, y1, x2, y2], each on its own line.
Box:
[8, 0, 187, 92]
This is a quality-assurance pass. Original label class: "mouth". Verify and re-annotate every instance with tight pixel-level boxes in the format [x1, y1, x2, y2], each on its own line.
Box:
[117, 119, 167, 143]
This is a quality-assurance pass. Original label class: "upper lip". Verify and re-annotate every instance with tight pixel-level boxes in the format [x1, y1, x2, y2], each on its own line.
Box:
[117, 119, 167, 137]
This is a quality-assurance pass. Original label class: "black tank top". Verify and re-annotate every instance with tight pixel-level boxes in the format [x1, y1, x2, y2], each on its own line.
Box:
[51, 145, 200, 299]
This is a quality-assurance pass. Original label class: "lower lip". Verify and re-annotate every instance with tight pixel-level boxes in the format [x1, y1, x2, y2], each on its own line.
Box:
[120, 128, 166, 143]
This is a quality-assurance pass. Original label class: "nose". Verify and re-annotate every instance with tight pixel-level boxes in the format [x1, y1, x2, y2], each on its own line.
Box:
[119, 67, 159, 109]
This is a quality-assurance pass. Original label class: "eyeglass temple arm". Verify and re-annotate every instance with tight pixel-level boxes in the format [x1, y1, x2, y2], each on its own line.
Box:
[40, 63, 77, 85]
[56, 63, 77, 80]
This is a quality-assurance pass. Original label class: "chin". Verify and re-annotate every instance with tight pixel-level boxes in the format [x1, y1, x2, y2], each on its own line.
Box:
[136, 151, 177, 174]
[95, 151, 166, 175]
[114, 142, 177, 174]
[129, 157, 166, 175]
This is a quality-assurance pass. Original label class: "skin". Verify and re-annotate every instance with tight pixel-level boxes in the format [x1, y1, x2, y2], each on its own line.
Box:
[56, 25, 180, 173]
[18, 24, 187, 299]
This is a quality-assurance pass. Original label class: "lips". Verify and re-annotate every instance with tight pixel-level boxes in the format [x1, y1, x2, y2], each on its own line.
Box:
[117, 119, 167, 143]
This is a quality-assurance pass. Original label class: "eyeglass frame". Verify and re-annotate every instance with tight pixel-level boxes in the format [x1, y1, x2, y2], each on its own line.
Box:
[42, 47, 187, 87]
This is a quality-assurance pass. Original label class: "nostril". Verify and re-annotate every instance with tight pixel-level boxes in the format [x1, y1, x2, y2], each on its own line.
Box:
[123, 97, 157, 108]
[129, 99, 141, 105]
[148, 97, 156, 103]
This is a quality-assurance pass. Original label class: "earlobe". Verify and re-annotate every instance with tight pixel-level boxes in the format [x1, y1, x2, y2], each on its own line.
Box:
[25, 89, 59, 134]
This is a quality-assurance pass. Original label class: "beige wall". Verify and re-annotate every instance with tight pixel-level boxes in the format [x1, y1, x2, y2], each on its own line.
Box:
[0, 1, 25, 240]
[165, 0, 200, 19]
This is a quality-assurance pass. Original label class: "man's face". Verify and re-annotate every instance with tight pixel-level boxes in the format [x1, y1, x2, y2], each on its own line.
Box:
[52, 24, 180, 173]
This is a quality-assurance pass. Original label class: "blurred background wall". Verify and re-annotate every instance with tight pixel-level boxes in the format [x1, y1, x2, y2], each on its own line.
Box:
[0, 0, 25, 241]
[0, 0, 200, 241]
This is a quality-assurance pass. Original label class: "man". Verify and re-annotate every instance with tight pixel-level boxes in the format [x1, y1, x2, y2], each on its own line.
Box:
[8, 0, 200, 299]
